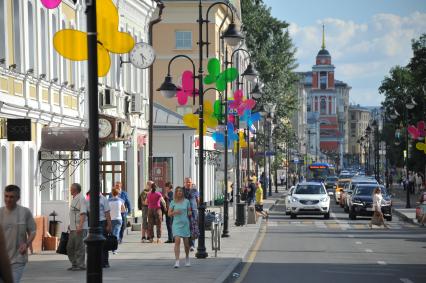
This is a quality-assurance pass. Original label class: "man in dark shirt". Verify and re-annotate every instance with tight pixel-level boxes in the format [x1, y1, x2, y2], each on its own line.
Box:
[247, 177, 256, 206]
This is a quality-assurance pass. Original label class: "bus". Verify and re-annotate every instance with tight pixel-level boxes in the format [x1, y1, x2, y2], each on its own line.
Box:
[306, 162, 335, 182]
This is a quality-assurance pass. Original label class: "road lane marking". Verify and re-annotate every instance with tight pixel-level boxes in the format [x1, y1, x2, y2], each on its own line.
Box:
[315, 221, 327, 228]
[365, 249, 373, 253]
[347, 235, 354, 238]
[400, 278, 414, 283]
[355, 241, 362, 245]
[235, 224, 267, 283]
[377, 261, 386, 265]
[267, 221, 277, 227]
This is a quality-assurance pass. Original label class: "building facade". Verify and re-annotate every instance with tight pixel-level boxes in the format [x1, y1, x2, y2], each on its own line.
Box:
[348, 105, 372, 167]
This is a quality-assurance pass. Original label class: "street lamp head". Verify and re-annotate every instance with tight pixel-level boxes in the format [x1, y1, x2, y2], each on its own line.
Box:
[222, 22, 244, 47]
[405, 97, 416, 110]
[157, 75, 179, 98]
[250, 83, 262, 99]
[242, 63, 258, 83]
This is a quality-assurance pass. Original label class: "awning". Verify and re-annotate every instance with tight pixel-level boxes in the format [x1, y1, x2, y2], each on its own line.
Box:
[40, 127, 88, 151]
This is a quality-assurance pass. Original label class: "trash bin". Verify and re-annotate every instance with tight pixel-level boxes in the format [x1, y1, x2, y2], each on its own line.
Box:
[49, 211, 61, 237]
[235, 203, 246, 226]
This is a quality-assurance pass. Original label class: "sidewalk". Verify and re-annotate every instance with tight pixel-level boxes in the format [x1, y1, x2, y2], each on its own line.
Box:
[21, 191, 283, 283]
[390, 184, 420, 225]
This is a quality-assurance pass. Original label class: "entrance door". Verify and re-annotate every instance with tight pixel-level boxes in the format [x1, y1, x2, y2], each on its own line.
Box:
[100, 161, 126, 194]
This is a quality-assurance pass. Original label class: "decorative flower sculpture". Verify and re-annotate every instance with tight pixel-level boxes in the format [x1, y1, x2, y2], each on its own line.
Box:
[408, 121, 426, 154]
[212, 123, 239, 148]
[41, 0, 61, 9]
[177, 71, 198, 105]
[229, 89, 256, 116]
[183, 101, 218, 134]
[213, 99, 225, 122]
[236, 130, 247, 149]
[241, 109, 261, 133]
[204, 58, 238, 91]
[53, 0, 135, 77]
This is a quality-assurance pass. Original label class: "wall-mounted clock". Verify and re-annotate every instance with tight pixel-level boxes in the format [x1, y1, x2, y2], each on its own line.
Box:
[99, 118, 113, 139]
[129, 42, 156, 69]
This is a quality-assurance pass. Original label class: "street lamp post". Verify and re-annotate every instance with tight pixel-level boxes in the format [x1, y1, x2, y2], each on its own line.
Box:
[264, 103, 276, 196]
[158, 0, 243, 258]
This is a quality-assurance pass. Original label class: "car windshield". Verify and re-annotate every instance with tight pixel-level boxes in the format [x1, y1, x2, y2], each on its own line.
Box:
[338, 181, 349, 187]
[355, 186, 388, 196]
[326, 177, 338, 182]
[295, 185, 325, 195]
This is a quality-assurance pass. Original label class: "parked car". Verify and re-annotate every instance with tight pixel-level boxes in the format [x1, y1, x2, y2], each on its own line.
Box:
[348, 184, 392, 221]
[288, 182, 331, 219]
[324, 176, 338, 196]
[284, 186, 296, 215]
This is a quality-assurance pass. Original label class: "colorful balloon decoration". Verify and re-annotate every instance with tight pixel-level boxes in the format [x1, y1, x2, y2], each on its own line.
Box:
[53, 0, 135, 77]
[41, 0, 62, 9]
[241, 110, 261, 133]
[237, 130, 247, 148]
[177, 71, 198, 105]
[183, 101, 218, 134]
[229, 89, 256, 116]
[212, 123, 239, 148]
[204, 58, 238, 91]
[408, 121, 426, 154]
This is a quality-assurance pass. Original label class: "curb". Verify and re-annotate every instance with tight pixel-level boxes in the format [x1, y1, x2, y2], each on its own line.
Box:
[392, 208, 418, 226]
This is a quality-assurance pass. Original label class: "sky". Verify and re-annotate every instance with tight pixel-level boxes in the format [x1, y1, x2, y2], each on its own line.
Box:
[263, 0, 426, 106]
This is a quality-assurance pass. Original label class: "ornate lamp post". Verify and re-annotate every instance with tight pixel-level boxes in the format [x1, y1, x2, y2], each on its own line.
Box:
[158, 0, 243, 258]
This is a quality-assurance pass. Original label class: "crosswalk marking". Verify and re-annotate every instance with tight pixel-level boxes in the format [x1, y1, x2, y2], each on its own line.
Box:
[265, 219, 415, 230]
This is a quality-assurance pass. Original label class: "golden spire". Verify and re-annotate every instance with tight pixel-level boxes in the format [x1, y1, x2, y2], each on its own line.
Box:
[322, 24, 326, 50]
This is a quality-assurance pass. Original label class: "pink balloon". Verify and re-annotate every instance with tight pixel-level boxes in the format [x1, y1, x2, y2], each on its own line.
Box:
[41, 0, 62, 9]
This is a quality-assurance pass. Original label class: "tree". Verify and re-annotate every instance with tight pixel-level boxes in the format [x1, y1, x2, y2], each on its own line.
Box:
[241, 0, 298, 171]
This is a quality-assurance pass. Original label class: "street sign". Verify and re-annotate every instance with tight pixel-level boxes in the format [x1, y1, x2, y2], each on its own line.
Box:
[254, 151, 276, 157]
[293, 158, 299, 162]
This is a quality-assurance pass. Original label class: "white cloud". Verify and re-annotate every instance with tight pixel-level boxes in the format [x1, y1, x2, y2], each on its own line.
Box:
[290, 12, 426, 106]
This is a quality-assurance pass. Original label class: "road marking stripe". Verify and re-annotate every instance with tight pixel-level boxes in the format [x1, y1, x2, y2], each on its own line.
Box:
[315, 221, 327, 228]
[400, 278, 414, 283]
[355, 241, 362, 245]
[347, 235, 355, 238]
[267, 221, 278, 227]
[377, 261, 386, 265]
[353, 224, 366, 229]
[365, 249, 373, 253]
[235, 224, 267, 283]
[327, 223, 340, 229]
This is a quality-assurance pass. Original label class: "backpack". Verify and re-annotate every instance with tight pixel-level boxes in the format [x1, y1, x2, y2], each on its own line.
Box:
[137, 190, 149, 210]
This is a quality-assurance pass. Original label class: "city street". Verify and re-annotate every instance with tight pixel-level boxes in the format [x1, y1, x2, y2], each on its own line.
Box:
[226, 198, 426, 283]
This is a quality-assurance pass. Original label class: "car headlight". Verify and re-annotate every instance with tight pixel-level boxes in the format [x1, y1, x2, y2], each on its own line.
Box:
[352, 199, 363, 205]
[319, 197, 329, 202]
[290, 197, 299, 203]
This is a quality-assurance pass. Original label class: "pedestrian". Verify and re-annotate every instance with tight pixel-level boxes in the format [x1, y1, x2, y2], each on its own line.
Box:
[0, 185, 36, 283]
[108, 187, 125, 254]
[369, 187, 389, 229]
[415, 173, 423, 195]
[163, 182, 174, 243]
[139, 181, 152, 243]
[280, 173, 285, 186]
[418, 190, 426, 227]
[183, 177, 199, 251]
[113, 181, 131, 244]
[409, 171, 415, 194]
[85, 191, 112, 268]
[147, 183, 166, 243]
[67, 183, 87, 271]
[168, 186, 191, 268]
[255, 182, 268, 220]
[0, 225, 13, 283]
[246, 177, 256, 206]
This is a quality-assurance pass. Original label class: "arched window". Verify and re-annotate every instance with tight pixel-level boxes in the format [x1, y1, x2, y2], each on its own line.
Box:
[320, 71, 327, 90]
[0, 0, 6, 61]
[40, 9, 47, 75]
[13, 0, 21, 71]
[320, 98, 326, 114]
[28, 1, 35, 69]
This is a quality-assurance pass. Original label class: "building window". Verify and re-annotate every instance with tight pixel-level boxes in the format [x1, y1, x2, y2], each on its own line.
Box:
[0, 0, 5, 61]
[175, 31, 192, 49]
[320, 98, 326, 114]
[13, 0, 21, 71]
[320, 71, 327, 89]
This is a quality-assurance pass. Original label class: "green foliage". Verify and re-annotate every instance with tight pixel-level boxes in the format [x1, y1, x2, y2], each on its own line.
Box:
[241, 0, 298, 150]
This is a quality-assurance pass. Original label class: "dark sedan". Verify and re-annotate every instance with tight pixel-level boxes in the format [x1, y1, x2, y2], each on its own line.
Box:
[324, 176, 338, 195]
[348, 185, 392, 221]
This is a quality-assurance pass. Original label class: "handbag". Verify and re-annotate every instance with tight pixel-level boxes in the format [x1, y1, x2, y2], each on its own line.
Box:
[103, 234, 118, 251]
[56, 232, 69, 255]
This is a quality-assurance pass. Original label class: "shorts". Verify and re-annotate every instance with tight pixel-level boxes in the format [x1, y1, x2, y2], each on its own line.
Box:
[255, 204, 264, 212]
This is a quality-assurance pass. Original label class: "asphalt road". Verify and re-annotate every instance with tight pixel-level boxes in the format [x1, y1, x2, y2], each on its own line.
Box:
[225, 197, 426, 283]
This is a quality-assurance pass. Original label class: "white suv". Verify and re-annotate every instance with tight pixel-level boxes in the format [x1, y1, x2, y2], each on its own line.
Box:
[289, 182, 331, 219]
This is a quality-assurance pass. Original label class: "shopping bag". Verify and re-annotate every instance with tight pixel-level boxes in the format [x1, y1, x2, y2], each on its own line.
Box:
[103, 234, 118, 251]
[56, 232, 69, 255]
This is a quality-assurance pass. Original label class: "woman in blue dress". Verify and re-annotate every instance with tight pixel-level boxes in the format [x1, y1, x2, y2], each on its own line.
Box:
[168, 186, 191, 268]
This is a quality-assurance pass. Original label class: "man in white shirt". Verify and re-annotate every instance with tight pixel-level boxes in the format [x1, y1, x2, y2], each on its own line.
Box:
[0, 185, 36, 283]
[67, 183, 87, 271]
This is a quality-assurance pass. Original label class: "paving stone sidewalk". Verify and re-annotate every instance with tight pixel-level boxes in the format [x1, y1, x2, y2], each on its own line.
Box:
[21, 192, 282, 283]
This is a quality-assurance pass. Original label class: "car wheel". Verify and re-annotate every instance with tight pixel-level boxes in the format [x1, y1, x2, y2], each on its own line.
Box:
[324, 211, 330, 219]
[290, 213, 297, 219]
[386, 215, 392, 221]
